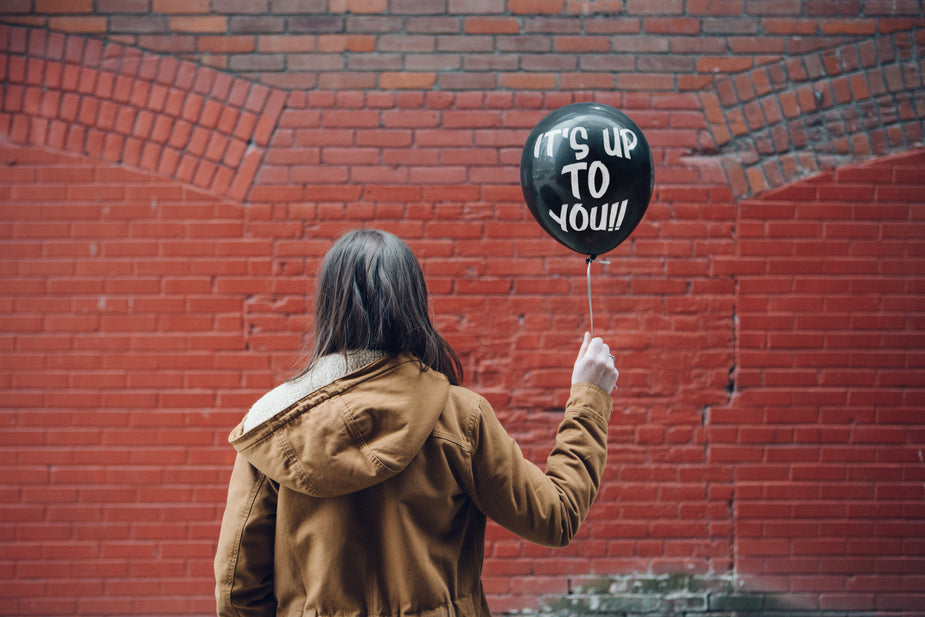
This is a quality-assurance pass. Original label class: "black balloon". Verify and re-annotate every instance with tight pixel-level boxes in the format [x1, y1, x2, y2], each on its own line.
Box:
[520, 102, 654, 257]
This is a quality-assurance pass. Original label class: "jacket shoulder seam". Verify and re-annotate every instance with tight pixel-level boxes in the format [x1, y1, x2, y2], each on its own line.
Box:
[430, 428, 471, 453]
[467, 395, 488, 446]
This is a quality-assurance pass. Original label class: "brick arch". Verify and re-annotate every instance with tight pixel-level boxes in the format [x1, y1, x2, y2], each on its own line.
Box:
[0, 24, 286, 202]
[700, 30, 924, 199]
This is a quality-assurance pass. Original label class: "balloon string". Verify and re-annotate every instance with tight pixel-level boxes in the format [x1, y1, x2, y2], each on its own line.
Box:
[585, 255, 610, 336]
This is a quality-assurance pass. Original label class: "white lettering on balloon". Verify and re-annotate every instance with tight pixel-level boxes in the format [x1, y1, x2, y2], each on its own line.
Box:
[548, 200, 628, 233]
[533, 125, 638, 234]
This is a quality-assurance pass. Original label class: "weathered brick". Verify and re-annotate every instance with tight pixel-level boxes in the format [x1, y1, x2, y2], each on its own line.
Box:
[228, 16, 286, 34]
[212, 0, 269, 13]
[289, 15, 345, 33]
[405, 16, 461, 33]
[198, 34, 256, 53]
[36, 0, 93, 12]
[269, 0, 327, 12]
[228, 52, 285, 72]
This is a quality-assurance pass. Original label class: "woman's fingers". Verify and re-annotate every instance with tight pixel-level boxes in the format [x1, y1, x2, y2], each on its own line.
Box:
[572, 335, 618, 392]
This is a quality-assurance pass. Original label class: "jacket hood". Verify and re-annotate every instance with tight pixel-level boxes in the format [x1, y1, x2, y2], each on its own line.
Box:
[228, 354, 450, 498]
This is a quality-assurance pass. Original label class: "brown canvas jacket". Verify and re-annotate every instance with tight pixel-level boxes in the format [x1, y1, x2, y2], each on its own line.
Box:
[214, 353, 612, 617]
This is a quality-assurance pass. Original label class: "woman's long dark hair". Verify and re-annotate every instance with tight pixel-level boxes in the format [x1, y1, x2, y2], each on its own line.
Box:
[294, 229, 463, 385]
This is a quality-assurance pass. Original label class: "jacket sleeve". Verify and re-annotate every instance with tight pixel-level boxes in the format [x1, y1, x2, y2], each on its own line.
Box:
[466, 382, 612, 548]
[214, 453, 278, 617]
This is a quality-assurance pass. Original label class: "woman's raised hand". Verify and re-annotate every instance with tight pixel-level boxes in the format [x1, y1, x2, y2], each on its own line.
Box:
[571, 332, 619, 393]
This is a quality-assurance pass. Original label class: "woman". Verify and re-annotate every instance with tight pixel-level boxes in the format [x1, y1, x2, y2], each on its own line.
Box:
[215, 229, 618, 617]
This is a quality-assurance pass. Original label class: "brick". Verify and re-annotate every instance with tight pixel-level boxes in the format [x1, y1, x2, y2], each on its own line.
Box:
[36, 0, 89, 12]
[288, 15, 344, 34]
[507, 0, 563, 13]
[464, 16, 521, 34]
[198, 34, 256, 53]
[48, 16, 107, 34]
[211, 0, 269, 11]
[379, 71, 437, 90]
[168, 16, 227, 32]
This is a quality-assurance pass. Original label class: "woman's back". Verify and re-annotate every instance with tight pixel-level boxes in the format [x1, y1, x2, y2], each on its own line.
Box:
[214, 230, 617, 616]
[215, 353, 611, 617]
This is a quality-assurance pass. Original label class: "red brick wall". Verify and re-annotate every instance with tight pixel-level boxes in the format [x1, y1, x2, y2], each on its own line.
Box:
[713, 150, 925, 612]
[1, 3, 923, 616]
